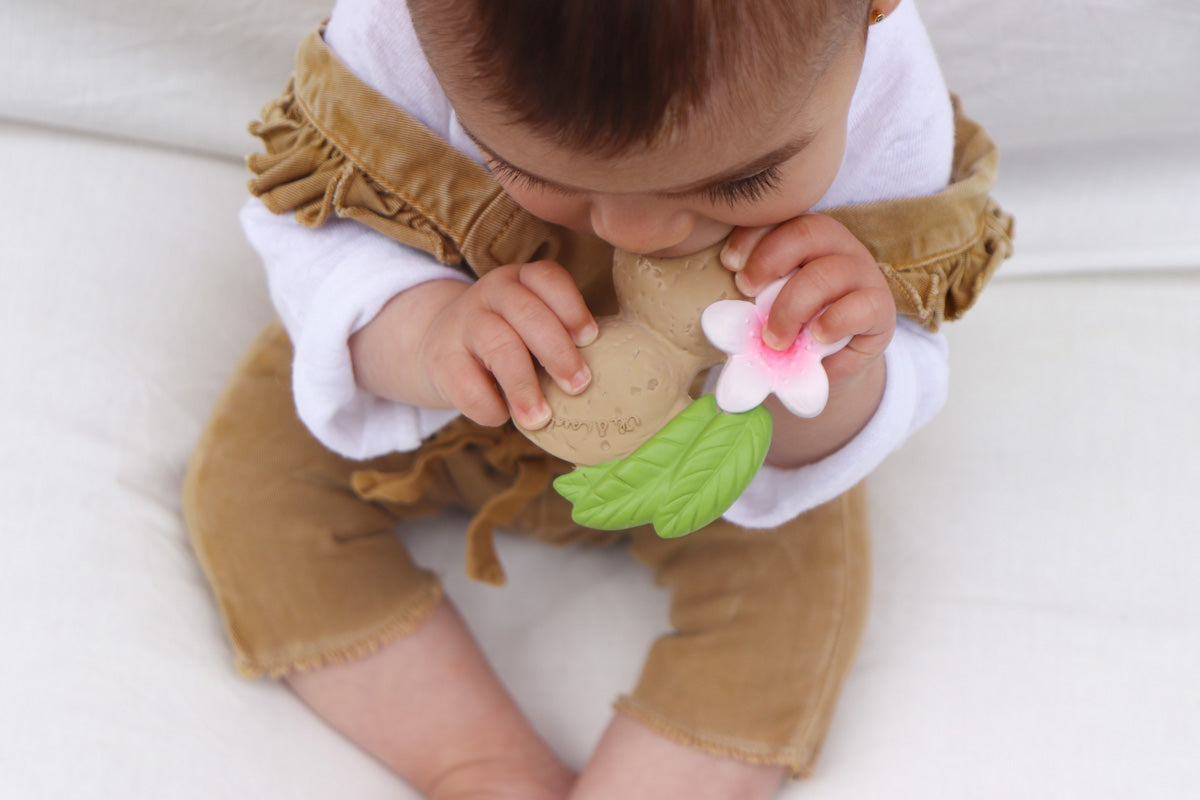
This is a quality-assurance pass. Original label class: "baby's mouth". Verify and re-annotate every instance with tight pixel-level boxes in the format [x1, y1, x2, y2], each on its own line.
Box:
[643, 240, 722, 259]
[640, 229, 731, 259]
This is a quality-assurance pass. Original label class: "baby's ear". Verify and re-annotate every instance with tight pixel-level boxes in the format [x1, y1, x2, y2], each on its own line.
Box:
[868, 0, 902, 24]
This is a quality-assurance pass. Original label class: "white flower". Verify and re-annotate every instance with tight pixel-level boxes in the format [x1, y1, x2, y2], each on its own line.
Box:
[701, 276, 850, 417]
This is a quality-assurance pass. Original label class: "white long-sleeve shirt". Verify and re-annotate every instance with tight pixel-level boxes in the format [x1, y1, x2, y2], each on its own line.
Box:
[242, 0, 954, 529]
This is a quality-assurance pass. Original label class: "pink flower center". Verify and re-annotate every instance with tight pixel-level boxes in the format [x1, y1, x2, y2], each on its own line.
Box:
[747, 314, 819, 373]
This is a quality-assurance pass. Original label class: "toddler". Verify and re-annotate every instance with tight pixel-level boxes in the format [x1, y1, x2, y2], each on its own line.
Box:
[184, 0, 1012, 798]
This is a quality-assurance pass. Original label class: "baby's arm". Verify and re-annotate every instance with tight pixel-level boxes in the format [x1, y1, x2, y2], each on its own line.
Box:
[243, 198, 596, 451]
[242, 198, 469, 457]
[721, 213, 898, 468]
[349, 260, 598, 431]
[711, 212, 950, 528]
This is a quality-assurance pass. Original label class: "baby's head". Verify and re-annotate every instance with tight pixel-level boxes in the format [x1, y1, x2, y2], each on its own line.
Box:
[408, 0, 893, 256]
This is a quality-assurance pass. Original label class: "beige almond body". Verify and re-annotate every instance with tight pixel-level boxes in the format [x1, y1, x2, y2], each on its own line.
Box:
[517, 242, 746, 465]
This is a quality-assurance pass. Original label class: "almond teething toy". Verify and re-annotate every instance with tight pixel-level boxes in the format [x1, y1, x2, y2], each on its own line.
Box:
[515, 241, 848, 538]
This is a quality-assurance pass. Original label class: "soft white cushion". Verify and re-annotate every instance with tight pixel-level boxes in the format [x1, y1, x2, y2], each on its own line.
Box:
[924, 0, 1200, 150]
[994, 134, 1200, 278]
[3, 119, 1198, 798]
[2, 0, 1199, 795]
[6, 0, 1199, 157]
[4, 0, 1197, 281]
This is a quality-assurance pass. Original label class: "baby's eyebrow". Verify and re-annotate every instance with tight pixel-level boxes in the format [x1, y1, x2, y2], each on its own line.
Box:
[461, 124, 816, 197]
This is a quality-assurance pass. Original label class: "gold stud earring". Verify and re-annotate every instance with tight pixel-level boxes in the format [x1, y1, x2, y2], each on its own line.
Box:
[871, 10, 887, 24]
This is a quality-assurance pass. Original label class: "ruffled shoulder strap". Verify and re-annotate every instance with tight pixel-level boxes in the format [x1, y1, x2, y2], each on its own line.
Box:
[823, 97, 1014, 330]
[246, 24, 615, 305]
[248, 26, 1011, 331]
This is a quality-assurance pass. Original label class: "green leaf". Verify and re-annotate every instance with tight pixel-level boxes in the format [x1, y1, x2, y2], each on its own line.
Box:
[553, 396, 721, 530]
[552, 395, 773, 539]
[651, 404, 773, 538]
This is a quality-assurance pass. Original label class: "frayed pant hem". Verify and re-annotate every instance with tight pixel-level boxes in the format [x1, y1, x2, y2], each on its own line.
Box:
[231, 582, 445, 680]
[612, 695, 819, 780]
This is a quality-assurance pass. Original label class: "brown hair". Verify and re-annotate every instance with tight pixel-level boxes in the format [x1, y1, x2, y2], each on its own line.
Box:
[408, 0, 870, 156]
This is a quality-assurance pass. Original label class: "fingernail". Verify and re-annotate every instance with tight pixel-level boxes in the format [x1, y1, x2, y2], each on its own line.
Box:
[570, 365, 592, 394]
[761, 329, 788, 351]
[524, 403, 552, 429]
[720, 242, 745, 272]
[576, 322, 599, 347]
[735, 272, 754, 296]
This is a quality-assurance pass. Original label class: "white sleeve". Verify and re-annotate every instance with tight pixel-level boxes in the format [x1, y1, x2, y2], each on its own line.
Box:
[240, 197, 467, 459]
[719, 1, 956, 527]
[721, 317, 948, 528]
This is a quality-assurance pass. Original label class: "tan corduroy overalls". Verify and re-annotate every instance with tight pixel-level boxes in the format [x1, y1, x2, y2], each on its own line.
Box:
[183, 27, 1013, 777]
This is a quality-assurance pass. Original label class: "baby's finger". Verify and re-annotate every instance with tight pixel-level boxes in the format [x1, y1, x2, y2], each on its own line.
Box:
[467, 313, 552, 429]
[821, 344, 884, 387]
[720, 224, 778, 274]
[736, 214, 862, 296]
[487, 277, 592, 397]
[809, 286, 896, 351]
[518, 261, 599, 347]
[762, 254, 864, 349]
[436, 351, 511, 428]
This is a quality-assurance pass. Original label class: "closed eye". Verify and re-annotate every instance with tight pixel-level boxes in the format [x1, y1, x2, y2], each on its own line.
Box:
[485, 158, 578, 197]
[703, 165, 784, 207]
[486, 152, 785, 206]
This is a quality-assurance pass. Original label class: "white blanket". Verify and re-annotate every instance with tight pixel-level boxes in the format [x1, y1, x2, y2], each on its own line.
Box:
[1, 0, 1198, 796]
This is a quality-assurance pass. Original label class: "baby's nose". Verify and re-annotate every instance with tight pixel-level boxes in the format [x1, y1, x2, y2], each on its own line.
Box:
[589, 198, 692, 255]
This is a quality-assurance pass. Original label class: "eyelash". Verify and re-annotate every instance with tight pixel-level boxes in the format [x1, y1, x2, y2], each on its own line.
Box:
[703, 165, 784, 206]
[485, 157, 784, 206]
[485, 159, 576, 197]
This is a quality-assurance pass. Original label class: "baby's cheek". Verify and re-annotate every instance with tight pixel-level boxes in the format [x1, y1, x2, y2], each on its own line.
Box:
[502, 184, 590, 231]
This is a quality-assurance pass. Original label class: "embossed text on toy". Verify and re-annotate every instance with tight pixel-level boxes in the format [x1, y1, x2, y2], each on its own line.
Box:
[548, 414, 643, 441]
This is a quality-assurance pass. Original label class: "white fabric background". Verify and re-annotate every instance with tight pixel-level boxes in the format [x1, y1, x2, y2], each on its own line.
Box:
[4, 0, 1197, 278]
[1, 1, 1198, 797]
[5, 0, 1198, 157]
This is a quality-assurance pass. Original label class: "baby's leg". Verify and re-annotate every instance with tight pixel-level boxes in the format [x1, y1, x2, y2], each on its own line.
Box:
[570, 714, 782, 800]
[287, 598, 573, 800]
[572, 485, 871, 797]
[184, 322, 568, 798]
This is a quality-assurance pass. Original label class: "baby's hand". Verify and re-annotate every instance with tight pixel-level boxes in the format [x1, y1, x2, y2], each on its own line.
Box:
[418, 261, 598, 430]
[719, 214, 895, 388]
